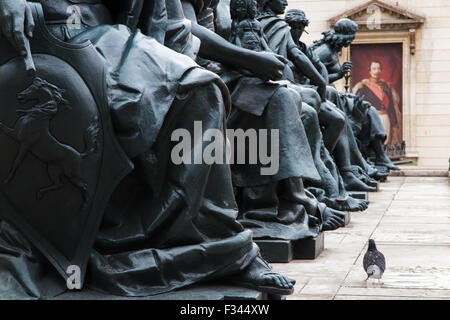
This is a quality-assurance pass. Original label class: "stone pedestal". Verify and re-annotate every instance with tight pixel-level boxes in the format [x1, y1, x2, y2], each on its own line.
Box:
[255, 232, 325, 263]
[51, 284, 275, 300]
[366, 180, 379, 190]
[344, 212, 351, 226]
[348, 191, 368, 200]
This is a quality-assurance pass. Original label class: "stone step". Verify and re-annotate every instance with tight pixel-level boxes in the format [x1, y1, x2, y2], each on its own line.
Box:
[344, 212, 351, 226]
[348, 191, 369, 200]
[51, 284, 277, 300]
[390, 167, 449, 177]
[255, 233, 325, 263]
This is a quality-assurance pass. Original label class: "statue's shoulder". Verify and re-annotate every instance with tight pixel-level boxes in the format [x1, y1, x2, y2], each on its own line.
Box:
[311, 41, 328, 56]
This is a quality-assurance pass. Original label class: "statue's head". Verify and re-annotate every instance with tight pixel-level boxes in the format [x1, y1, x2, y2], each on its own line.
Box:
[258, 0, 288, 15]
[322, 18, 358, 51]
[231, 0, 258, 20]
[285, 9, 309, 41]
[334, 18, 358, 46]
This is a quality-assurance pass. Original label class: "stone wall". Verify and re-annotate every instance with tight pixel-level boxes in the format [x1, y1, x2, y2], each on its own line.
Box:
[287, 0, 450, 168]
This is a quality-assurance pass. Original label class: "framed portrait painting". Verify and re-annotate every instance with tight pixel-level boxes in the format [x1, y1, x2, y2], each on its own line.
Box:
[351, 43, 403, 148]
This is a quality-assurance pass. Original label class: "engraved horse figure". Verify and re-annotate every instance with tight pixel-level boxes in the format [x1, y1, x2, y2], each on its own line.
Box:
[0, 77, 99, 210]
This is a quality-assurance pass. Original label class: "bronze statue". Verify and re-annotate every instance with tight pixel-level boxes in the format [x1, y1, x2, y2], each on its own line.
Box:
[229, 0, 270, 51]
[256, 1, 376, 195]
[312, 18, 399, 171]
[0, 0, 298, 299]
[280, 8, 372, 211]
[187, 0, 351, 235]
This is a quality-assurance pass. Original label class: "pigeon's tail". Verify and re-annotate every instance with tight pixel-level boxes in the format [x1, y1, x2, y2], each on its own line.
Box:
[366, 265, 383, 279]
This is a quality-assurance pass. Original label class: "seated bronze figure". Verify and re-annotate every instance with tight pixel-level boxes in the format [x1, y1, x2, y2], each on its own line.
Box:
[0, 0, 297, 299]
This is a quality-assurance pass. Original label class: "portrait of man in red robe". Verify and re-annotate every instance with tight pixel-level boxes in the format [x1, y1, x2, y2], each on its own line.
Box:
[351, 43, 403, 147]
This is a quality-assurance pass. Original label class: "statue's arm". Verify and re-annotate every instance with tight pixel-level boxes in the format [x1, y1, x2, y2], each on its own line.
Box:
[260, 29, 271, 51]
[325, 57, 352, 84]
[314, 46, 347, 84]
[327, 64, 345, 83]
[181, 0, 287, 81]
[311, 52, 329, 85]
[286, 40, 327, 100]
[113, 0, 144, 30]
[318, 61, 329, 85]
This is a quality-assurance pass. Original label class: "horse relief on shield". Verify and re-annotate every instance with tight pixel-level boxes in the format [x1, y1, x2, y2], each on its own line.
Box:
[0, 77, 99, 210]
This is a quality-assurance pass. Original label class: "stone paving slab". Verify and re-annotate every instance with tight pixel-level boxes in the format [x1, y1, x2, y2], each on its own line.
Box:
[334, 295, 441, 300]
[381, 216, 450, 224]
[386, 207, 450, 217]
[335, 287, 450, 299]
[343, 266, 450, 291]
[273, 176, 450, 300]
[53, 284, 266, 300]
[372, 226, 450, 245]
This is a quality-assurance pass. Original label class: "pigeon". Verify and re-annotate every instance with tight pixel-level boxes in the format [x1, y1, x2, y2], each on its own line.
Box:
[363, 239, 386, 284]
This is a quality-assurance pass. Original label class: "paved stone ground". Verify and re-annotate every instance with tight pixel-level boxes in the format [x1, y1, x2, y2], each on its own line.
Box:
[273, 176, 450, 300]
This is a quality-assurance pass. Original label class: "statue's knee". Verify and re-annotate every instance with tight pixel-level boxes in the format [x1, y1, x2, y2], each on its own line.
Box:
[300, 88, 321, 111]
[287, 87, 303, 112]
[193, 82, 226, 118]
[271, 86, 293, 106]
[267, 87, 300, 118]
[334, 109, 347, 130]
[301, 103, 319, 124]
[326, 86, 338, 103]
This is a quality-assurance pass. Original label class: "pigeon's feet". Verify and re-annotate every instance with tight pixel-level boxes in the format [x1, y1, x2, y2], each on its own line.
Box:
[225, 256, 295, 295]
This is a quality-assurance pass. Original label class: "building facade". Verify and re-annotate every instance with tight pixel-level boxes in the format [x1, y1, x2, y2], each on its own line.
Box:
[288, 0, 450, 168]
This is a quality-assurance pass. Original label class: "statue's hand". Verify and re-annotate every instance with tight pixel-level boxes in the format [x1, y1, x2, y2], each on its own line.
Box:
[340, 61, 352, 76]
[0, 0, 34, 56]
[249, 51, 288, 81]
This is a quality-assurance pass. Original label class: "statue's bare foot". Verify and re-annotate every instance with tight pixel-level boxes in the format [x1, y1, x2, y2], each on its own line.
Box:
[225, 256, 295, 295]
[342, 171, 376, 192]
[322, 207, 346, 231]
[370, 168, 389, 181]
[376, 162, 400, 171]
[340, 197, 369, 212]
[376, 154, 400, 171]
[324, 196, 369, 212]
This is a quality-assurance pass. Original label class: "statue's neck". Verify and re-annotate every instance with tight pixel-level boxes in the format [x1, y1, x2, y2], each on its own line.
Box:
[260, 7, 277, 17]
[330, 43, 342, 54]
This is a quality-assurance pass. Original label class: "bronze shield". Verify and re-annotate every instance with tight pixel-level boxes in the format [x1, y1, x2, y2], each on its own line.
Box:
[0, 3, 133, 286]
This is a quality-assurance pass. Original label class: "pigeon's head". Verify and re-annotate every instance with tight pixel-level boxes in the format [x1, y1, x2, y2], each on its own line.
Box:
[368, 239, 377, 251]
